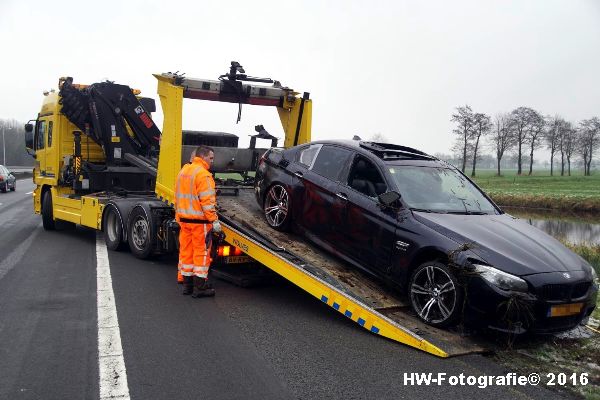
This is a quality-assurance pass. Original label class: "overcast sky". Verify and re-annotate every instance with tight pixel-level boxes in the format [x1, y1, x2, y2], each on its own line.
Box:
[1, 0, 599, 156]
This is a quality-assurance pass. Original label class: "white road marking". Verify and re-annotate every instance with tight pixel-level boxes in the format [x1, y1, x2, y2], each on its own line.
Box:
[96, 232, 131, 400]
[26, 191, 33, 195]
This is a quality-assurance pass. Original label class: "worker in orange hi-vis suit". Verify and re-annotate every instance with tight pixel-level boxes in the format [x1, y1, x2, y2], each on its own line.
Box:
[175, 145, 221, 297]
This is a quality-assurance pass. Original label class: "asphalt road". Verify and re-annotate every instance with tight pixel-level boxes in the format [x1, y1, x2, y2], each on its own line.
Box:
[0, 179, 571, 400]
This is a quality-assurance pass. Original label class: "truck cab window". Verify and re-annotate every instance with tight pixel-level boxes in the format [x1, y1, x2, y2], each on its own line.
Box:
[47, 121, 53, 147]
[35, 120, 46, 150]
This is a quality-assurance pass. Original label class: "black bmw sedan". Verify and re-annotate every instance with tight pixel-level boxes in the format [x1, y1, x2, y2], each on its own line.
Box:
[254, 140, 598, 333]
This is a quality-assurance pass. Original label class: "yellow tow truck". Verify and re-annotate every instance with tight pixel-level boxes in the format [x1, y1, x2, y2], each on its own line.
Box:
[25, 63, 482, 357]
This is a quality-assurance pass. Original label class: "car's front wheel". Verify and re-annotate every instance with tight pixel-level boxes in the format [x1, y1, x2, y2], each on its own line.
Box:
[409, 261, 463, 328]
[263, 184, 292, 231]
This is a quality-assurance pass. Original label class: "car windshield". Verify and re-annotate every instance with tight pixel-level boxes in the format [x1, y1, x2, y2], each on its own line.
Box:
[387, 165, 497, 214]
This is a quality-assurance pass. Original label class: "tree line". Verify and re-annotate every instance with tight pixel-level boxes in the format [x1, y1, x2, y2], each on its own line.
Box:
[0, 118, 34, 166]
[451, 106, 600, 176]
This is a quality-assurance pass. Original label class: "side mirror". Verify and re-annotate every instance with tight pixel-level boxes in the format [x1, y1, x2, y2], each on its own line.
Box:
[24, 121, 35, 153]
[25, 130, 34, 150]
[378, 191, 401, 207]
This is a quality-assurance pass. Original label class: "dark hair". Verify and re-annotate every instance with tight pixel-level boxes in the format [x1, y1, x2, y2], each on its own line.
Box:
[194, 145, 214, 157]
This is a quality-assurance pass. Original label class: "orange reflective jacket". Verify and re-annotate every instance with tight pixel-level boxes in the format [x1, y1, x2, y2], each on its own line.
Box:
[174, 157, 217, 222]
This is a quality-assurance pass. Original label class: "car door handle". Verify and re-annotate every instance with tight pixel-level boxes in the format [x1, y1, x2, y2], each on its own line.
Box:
[336, 193, 348, 201]
[293, 171, 303, 179]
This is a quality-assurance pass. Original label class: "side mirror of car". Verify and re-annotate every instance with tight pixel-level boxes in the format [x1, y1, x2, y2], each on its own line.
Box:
[378, 191, 401, 208]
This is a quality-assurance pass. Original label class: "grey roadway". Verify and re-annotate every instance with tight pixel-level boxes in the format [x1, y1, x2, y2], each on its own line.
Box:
[0, 179, 571, 399]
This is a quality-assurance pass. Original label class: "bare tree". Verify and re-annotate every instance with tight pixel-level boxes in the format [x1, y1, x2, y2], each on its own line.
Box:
[488, 114, 514, 176]
[544, 115, 564, 176]
[577, 128, 590, 175]
[563, 122, 576, 176]
[509, 107, 537, 175]
[526, 110, 544, 175]
[579, 117, 600, 176]
[470, 112, 491, 177]
[369, 132, 389, 143]
[451, 105, 474, 173]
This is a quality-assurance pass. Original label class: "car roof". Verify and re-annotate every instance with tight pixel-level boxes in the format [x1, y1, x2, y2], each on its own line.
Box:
[300, 140, 449, 168]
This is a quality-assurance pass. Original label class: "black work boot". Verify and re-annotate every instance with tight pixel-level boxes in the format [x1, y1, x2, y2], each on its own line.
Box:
[182, 276, 193, 295]
[192, 276, 215, 298]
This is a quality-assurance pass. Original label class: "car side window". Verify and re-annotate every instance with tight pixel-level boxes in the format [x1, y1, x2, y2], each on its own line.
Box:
[35, 120, 46, 150]
[346, 156, 388, 198]
[297, 144, 321, 167]
[310, 146, 353, 182]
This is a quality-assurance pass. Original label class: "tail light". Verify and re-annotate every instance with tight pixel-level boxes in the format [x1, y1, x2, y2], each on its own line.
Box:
[217, 245, 245, 257]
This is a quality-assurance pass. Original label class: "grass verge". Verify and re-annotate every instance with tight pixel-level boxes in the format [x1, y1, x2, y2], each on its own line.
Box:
[472, 171, 600, 212]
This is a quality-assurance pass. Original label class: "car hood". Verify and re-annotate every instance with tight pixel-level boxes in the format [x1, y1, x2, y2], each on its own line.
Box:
[412, 211, 585, 276]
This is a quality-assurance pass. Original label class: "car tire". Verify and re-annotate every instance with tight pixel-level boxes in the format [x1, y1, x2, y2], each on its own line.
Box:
[263, 184, 292, 231]
[0, 182, 6, 193]
[127, 206, 154, 259]
[42, 191, 56, 231]
[409, 261, 463, 328]
[10, 181, 15, 191]
[103, 205, 126, 251]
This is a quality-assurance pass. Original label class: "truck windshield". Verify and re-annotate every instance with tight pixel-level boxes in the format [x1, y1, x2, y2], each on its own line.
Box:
[388, 166, 497, 214]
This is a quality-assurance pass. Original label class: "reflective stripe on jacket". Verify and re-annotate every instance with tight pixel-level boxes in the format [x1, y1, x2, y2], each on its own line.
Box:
[174, 157, 217, 222]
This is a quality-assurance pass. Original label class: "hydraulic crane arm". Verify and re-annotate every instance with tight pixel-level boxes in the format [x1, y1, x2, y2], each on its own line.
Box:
[59, 77, 161, 165]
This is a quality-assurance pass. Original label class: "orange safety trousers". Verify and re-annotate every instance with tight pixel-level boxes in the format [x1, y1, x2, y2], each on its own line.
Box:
[178, 222, 213, 279]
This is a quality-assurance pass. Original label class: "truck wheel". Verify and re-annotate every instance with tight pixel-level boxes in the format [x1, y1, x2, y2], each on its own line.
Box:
[127, 206, 154, 259]
[409, 261, 463, 328]
[42, 191, 56, 231]
[263, 184, 292, 231]
[103, 205, 125, 251]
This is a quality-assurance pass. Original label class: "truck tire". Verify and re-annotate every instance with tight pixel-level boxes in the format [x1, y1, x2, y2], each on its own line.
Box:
[42, 190, 56, 231]
[127, 206, 154, 259]
[103, 205, 125, 251]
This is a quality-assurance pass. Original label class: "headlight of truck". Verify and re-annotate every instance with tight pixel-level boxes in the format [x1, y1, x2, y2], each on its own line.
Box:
[473, 264, 529, 292]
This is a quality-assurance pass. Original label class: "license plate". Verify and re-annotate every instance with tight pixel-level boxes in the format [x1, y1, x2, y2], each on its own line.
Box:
[224, 255, 252, 264]
[549, 303, 583, 317]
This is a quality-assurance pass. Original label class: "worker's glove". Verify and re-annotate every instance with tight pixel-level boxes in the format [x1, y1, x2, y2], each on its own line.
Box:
[212, 220, 222, 233]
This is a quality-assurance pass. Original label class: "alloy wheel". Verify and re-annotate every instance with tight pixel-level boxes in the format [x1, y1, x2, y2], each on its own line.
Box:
[410, 264, 458, 325]
[264, 185, 289, 228]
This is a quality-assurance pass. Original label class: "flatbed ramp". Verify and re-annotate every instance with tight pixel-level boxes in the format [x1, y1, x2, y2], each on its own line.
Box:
[218, 188, 487, 357]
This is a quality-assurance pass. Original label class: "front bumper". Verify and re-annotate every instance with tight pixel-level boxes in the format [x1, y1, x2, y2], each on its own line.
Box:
[464, 272, 598, 334]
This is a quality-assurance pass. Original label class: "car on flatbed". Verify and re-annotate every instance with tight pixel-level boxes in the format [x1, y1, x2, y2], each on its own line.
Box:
[254, 140, 599, 333]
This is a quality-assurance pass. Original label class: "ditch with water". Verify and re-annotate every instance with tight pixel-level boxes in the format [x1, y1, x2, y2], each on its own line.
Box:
[503, 207, 600, 246]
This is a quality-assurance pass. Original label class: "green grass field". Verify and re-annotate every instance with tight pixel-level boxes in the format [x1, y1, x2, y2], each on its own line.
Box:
[470, 169, 600, 211]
